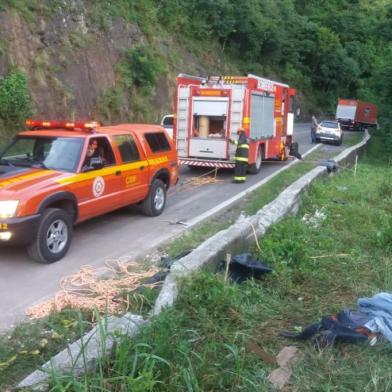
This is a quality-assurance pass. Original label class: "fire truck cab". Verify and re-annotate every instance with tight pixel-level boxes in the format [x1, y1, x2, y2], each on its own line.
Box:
[173, 74, 297, 173]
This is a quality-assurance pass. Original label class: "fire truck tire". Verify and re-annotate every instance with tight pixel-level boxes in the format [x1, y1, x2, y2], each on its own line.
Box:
[27, 208, 73, 264]
[141, 179, 166, 216]
[248, 147, 263, 174]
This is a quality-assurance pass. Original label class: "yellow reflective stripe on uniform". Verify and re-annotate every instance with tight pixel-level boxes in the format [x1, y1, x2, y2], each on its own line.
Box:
[234, 157, 248, 162]
[234, 176, 246, 180]
[238, 144, 249, 149]
[0, 170, 56, 188]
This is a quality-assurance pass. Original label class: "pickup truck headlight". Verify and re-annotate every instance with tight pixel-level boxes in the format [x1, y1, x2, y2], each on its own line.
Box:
[0, 200, 19, 218]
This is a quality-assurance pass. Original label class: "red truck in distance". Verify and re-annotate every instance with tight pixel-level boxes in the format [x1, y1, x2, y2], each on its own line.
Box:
[335, 99, 378, 131]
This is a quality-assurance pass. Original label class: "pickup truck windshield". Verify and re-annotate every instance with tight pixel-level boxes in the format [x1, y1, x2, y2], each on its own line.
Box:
[0, 136, 83, 172]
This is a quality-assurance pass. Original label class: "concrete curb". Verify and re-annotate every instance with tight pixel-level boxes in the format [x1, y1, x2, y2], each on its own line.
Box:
[18, 131, 369, 390]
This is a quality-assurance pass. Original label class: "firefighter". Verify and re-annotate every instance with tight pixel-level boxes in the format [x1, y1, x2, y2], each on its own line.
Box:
[230, 127, 249, 183]
[82, 138, 106, 169]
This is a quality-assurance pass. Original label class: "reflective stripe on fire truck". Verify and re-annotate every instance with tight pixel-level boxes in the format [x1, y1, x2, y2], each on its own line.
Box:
[179, 159, 235, 168]
[0, 170, 56, 188]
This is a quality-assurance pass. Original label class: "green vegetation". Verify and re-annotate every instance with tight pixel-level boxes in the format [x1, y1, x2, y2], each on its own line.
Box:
[96, 45, 164, 122]
[118, 46, 163, 89]
[152, 0, 392, 115]
[0, 68, 32, 140]
[1, 1, 391, 130]
[39, 132, 391, 391]
[0, 309, 92, 389]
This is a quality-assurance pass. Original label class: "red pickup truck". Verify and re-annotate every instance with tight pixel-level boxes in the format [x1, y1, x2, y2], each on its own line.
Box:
[0, 120, 178, 263]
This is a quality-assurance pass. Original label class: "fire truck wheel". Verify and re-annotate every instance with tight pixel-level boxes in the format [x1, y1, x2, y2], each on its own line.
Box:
[141, 179, 166, 216]
[27, 208, 73, 264]
[248, 147, 263, 174]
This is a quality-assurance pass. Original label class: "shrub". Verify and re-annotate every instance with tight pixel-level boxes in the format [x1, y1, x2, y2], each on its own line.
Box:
[118, 45, 163, 89]
[0, 68, 33, 128]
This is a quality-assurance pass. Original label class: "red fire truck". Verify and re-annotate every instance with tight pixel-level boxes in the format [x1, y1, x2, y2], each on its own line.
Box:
[173, 74, 297, 173]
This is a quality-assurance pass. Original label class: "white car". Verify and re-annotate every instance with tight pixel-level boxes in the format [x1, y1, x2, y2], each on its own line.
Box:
[315, 120, 343, 145]
[161, 114, 174, 139]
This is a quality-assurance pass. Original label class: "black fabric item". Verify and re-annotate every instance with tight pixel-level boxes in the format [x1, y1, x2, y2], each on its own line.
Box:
[280, 316, 369, 347]
[219, 253, 272, 283]
[146, 270, 169, 284]
[336, 309, 371, 329]
[321, 159, 338, 173]
[159, 250, 192, 269]
[280, 322, 322, 340]
[320, 317, 368, 344]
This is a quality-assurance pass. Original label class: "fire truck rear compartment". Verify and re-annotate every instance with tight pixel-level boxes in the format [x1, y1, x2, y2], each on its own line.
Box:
[192, 115, 226, 138]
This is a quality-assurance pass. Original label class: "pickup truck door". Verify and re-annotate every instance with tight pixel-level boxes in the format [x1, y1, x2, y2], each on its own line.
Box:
[62, 136, 124, 221]
[112, 133, 149, 204]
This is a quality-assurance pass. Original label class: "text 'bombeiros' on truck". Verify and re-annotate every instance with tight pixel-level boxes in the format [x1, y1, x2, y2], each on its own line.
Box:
[173, 74, 299, 173]
[0, 119, 178, 263]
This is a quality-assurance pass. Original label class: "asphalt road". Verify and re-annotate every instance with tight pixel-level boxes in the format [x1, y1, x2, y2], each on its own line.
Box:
[0, 123, 315, 331]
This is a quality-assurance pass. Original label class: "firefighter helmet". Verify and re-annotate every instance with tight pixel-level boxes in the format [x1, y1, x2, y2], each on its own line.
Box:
[237, 127, 246, 134]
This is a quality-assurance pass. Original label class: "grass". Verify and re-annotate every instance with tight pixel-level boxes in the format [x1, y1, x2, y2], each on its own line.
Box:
[43, 131, 392, 390]
[0, 309, 92, 389]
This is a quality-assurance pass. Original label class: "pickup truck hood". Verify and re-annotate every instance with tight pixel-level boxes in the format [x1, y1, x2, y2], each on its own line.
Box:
[0, 165, 60, 198]
[318, 126, 340, 134]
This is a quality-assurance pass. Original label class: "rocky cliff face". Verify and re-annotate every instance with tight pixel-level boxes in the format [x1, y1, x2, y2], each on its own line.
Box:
[0, 1, 204, 123]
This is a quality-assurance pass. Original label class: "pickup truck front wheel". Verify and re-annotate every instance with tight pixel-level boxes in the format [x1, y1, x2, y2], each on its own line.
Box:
[27, 208, 73, 263]
[141, 179, 166, 216]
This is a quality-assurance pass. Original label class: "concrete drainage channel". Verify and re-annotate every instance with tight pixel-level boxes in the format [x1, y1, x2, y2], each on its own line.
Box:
[18, 133, 370, 390]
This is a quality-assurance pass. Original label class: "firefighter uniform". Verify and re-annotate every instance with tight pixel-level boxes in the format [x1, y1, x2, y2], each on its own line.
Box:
[232, 129, 249, 183]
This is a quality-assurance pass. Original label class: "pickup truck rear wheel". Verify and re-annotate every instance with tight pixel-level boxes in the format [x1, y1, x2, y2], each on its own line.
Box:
[141, 179, 166, 216]
[27, 208, 73, 264]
